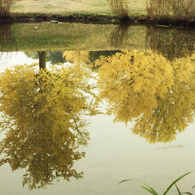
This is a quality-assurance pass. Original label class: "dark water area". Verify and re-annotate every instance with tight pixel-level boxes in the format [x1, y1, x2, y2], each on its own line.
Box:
[0, 22, 194, 195]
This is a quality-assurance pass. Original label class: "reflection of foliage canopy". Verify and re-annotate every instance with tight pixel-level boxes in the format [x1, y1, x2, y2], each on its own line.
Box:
[24, 51, 65, 64]
[0, 63, 98, 189]
[96, 50, 195, 143]
[96, 50, 173, 122]
[133, 55, 195, 143]
[63, 50, 120, 70]
[0, 24, 17, 51]
[146, 27, 195, 60]
[63, 51, 91, 66]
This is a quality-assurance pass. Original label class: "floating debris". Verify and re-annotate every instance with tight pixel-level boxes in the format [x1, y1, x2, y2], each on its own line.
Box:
[157, 144, 183, 150]
[50, 20, 58, 23]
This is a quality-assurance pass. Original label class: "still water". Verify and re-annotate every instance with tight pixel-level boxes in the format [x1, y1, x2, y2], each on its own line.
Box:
[0, 23, 195, 195]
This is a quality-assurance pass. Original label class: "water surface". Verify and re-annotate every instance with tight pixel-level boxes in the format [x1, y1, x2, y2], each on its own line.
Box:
[0, 23, 194, 195]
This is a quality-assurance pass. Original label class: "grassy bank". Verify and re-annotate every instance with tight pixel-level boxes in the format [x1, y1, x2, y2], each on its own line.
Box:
[9, 0, 147, 24]
[0, 0, 192, 26]
[11, 0, 147, 16]
[9, 0, 149, 25]
[0, 23, 147, 51]
[0, 0, 189, 26]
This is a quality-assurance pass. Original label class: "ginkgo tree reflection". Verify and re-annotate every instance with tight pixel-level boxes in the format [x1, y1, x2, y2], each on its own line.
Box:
[96, 50, 195, 143]
[63, 51, 91, 66]
[0, 63, 98, 189]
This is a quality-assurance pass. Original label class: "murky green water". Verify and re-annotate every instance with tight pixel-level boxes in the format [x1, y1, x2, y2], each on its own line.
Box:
[0, 23, 194, 195]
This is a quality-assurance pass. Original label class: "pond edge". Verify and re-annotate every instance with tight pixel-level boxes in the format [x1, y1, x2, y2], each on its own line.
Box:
[0, 13, 195, 27]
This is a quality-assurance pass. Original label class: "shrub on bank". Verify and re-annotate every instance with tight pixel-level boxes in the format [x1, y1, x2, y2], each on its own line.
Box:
[146, 0, 195, 20]
[0, 0, 13, 17]
[108, 0, 130, 20]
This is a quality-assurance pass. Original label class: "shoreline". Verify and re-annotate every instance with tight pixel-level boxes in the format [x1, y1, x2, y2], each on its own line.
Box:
[0, 13, 195, 27]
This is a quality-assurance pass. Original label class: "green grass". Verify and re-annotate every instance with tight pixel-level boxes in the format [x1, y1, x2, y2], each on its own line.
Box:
[0, 22, 194, 55]
[118, 172, 194, 195]
[93, 3, 108, 7]
[0, 23, 147, 52]
[5, 0, 194, 25]
[11, 5, 23, 10]
[10, 0, 147, 17]
[0, 22, 194, 56]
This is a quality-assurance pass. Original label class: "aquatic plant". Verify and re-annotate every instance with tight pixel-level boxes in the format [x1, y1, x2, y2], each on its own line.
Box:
[118, 172, 193, 194]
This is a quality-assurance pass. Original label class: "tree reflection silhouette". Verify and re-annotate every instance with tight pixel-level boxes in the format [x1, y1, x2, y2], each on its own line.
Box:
[63, 51, 91, 66]
[24, 51, 65, 66]
[110, 24, 129, 48]
[38, 51, 47, 69]
[146, 26, 195, 60]
[0, 63, 98, 189]
[96, 50, 195, 143]
[0, 23, 18, 51]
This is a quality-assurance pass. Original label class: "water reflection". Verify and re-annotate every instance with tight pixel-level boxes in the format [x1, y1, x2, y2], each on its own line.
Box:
[110, 24, 129, 48]
[109, 24, 194, 59]
[0, 22, 195, 194]
[146, 26, 195, 60]
[0, 63, 98, 189]
[63, 51, 91, 66]
[0, 24, 18, 51]
[96, 50, 195, 143]
[0, 23, 194, 55]
[25, 51, 65, 65]
[63, 50, 121, 70]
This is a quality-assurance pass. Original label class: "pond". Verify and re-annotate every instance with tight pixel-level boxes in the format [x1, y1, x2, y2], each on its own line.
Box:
[0, 22, 195, 195]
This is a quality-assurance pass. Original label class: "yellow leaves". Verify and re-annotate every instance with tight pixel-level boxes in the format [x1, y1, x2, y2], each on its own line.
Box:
[0, 62, 99, 189]
[96, 50, 174, 123]
[172, 55, 195, 83]
[0, 62, 98, 134]
[96, 50, 195, 143]
[63, 51, 91, 66]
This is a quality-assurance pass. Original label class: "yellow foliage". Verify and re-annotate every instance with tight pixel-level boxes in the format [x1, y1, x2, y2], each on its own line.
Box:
[0, 63, 98, 189]
[63, 51, 91, 66]
[96, 50, 195, 143]
[96, 50, 174, 123]
[133, 54, 195, 143]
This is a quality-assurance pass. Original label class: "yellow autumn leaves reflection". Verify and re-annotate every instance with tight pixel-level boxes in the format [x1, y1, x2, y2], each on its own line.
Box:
[96, 50, 195, 143]
[0, 50, 194, 189]
[96, 50, 174, 121]
[0, 63, 98, 189]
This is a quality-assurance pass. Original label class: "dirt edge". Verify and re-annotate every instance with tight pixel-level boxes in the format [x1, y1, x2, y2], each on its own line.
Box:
[0, 13, 195, 27]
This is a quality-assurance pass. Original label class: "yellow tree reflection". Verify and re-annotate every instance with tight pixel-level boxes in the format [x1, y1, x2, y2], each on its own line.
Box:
[133, 54, 195, 143]
[96, 50, 195, 143]
[63, 51, 91, 66]
[96, 50, 174, 122]
[0, 63, 98, 189]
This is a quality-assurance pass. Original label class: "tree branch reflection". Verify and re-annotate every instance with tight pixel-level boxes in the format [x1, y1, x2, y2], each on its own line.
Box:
[0, 63, 98, 189]
[96, 50, 195, 143]
[146, 26, 194, 60]
[0, 23, 18, 51]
